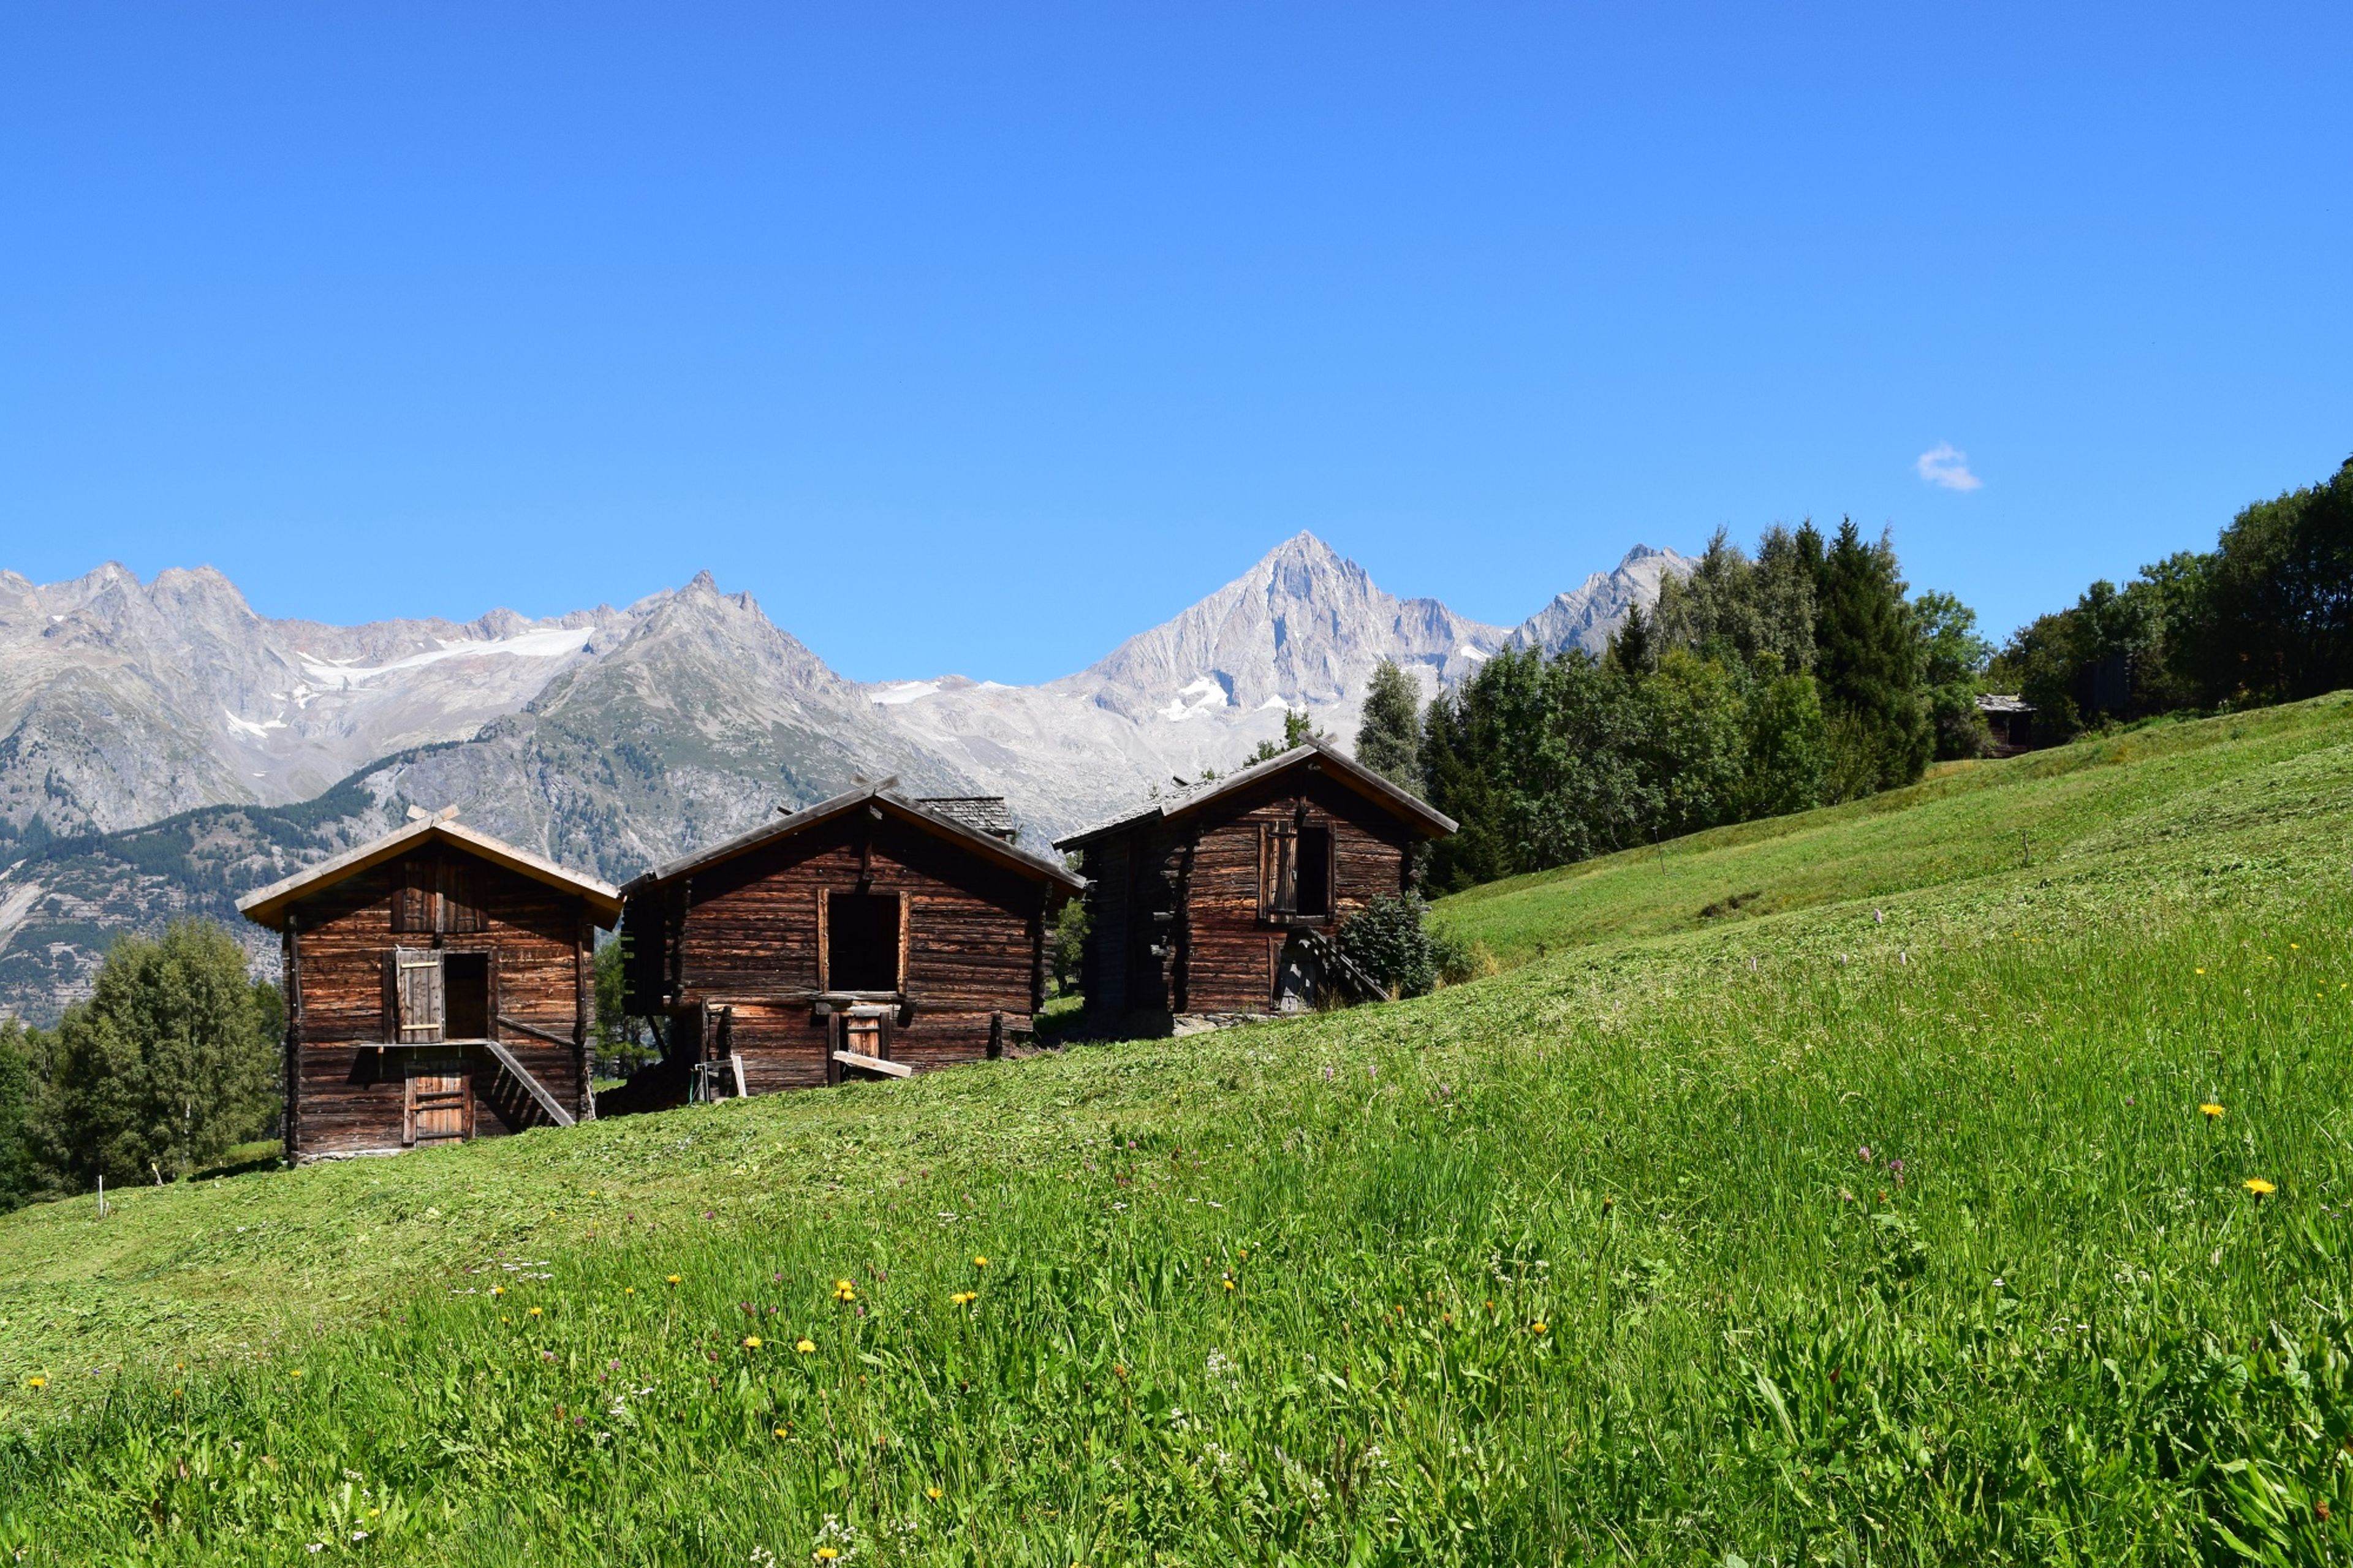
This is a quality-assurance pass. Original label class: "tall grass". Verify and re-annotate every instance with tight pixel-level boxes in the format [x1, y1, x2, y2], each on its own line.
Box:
[5, 877, 2349, 1562]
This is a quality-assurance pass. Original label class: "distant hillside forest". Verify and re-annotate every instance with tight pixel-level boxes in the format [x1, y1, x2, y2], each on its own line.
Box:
[1352, 455, 2353, 892]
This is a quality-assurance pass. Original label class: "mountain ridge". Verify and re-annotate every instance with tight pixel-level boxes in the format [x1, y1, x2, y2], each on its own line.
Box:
[0, 536, 1689, 1021]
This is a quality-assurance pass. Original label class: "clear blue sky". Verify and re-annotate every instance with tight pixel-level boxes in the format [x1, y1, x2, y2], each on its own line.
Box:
[3, 4, 2347, 683]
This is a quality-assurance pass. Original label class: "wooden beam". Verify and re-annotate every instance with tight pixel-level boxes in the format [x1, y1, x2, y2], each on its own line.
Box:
[496, 1015, 576, 1048]
[832, 1049, 914, 1079]
[483, 1040, 577, 1127]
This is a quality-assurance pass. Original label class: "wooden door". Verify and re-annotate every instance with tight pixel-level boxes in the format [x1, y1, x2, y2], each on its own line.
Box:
[843, 1012, 889, 1061]
[407, 1063, 471, 1145]
[393, 948, 445, 1042]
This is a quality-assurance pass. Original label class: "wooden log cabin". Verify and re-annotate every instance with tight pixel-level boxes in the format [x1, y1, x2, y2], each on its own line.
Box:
[237, 810, 623, 1162]
[616, 781, 1082, 1099]
[1055, 740, 1457, 1035]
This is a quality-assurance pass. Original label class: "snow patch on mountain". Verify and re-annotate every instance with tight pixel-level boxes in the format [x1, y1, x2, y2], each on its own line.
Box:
[297, 625, 597, 689]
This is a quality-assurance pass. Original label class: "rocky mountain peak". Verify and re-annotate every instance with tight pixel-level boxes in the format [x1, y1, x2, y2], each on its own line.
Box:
[1508, 543, 1696, 656]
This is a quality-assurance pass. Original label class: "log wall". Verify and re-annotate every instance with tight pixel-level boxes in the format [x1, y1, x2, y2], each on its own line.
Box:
[283, 850, 593, 1160]
[655, 811, 1055, 1091]
[1079, 769, 1417, 1026]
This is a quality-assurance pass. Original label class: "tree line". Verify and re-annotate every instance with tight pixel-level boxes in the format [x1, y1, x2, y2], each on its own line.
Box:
[0, 921, 282, 1213]
[1359, 517, 1985, 892]
[1990, 455, 2352, 738]
[1357, 453, 2352, 893]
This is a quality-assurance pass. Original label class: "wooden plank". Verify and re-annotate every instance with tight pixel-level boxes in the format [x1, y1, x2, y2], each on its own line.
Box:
[897, 887, 910, 992]
[483, 1040, 577, 1127]
[732, 1053, 748, 1097]
[497, 1014, 576, 1048]
[832, 1050, 914, 1078]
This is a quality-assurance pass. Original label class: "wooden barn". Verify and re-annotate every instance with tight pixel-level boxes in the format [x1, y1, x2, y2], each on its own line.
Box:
[615, 781, 1082, 1099]
[1054, 740, 1457, 1035]
[1976, 693, 2036, 755]
[237, 810, 622, 1163]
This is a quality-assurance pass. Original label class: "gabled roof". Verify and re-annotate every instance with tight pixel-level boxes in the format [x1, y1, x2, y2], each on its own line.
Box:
[1053, 738, 1457, 851]
[237, 813, 623, 931]
[620, 779, 1083, 897]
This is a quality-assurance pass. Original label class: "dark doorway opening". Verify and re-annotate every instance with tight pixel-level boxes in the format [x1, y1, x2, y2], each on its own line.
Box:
[827, 893, 901, 993]
[1295, 825, 1332, 917]
[444, 952, 491, 1040]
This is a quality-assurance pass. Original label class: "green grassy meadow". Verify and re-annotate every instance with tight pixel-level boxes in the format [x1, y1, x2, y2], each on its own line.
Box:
[4, 697, 2352, 1564]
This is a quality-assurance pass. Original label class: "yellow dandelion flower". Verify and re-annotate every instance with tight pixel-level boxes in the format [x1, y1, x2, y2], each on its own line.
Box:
[795, 1338, 816, 1354]
[950, 1290, 977, 1306]
[588, 1189, 599, 1197]
[972, 1256, 988, 1268]
[816, 1551, 840, 1563]
[773, 1426, 789, 1437]
[926, 1486, 943, 1500]
[528, 1307, 542, 1317]
[666, 1274, 681, 1286]
[25, 1377, 45, 1390]
[2201, 1104, 2225, 1120]
[745, 1336, 762, 1349]
[2244, 1178, 2276, 1199]
[625, 1287, 635, 1295]
[1221, 1274, 1237, 1292]
[290, 1368, 305, 1378]
[491, 1286, 505, 1297]
[1530, 1321, 1547, 1334]
[2196, 967, 2205, 975]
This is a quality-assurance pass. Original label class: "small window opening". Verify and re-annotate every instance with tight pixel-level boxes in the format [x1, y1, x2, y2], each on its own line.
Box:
[1295, 825, 1332, 917]
[827, 892, 901, 993]
[444, 952, 491, 1040]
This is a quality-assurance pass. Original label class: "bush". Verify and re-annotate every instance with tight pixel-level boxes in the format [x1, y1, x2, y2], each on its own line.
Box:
[1928, 683, 1996, 760]
[1337, 895, 1443, 999]
[1050, 897, 1089, 998]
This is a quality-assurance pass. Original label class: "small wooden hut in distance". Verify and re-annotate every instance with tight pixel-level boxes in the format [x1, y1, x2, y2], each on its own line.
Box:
[237, 811, 622, 1162]
[616, 781, 1082, 1098]
[1976, 693, 2036, 755]
[1054, 739, 1456, 1035]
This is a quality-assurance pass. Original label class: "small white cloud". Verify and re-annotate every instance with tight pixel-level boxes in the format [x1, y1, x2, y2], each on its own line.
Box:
[1915, 443, 1982, 492]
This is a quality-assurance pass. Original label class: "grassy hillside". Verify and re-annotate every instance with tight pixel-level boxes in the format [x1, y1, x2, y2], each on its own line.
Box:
[1433, 695, 2353, 970]
[2, 696, 2351, 1564]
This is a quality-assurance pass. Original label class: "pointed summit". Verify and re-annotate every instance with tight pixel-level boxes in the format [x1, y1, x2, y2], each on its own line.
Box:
[1062, 535, 1504, 725]
[1508, 544, 1696, 657]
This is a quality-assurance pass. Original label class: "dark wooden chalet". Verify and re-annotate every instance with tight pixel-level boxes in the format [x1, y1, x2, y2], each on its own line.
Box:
[237, 811, 622, 1162]
[1054, 740, 1457, 1034]
[1976, 693, 2036, 755]
[616, 781, 1082, 1099]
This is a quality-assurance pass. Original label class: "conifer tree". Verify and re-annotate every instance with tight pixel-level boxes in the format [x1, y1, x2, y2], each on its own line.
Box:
[1813, 518, 1931, 790]
[1354, 658, 1423, 791]
[1607, 602, 1656, 676]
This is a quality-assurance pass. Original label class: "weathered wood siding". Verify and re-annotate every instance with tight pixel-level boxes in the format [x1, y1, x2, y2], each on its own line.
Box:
[1079, 769, 1417, 1025]
[284, 850, 592, 1159]
[1178, 769, 1414, 1014]
[659, 810, 1053, 1089]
